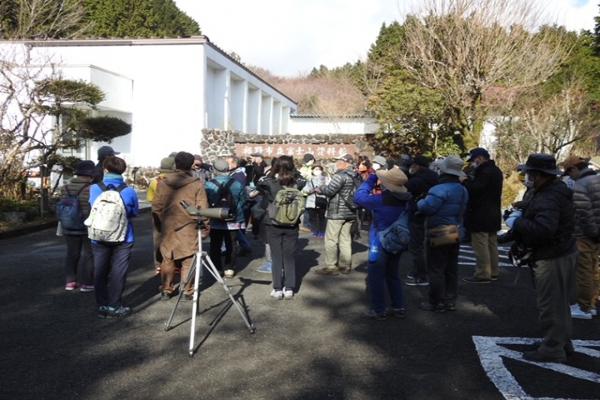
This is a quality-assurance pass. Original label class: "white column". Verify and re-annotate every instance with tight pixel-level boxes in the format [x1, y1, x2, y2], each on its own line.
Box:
[261, 95, 273, 135]
[247, 87, 260, 134]
[272, 101, 282, 134]
[282, 106, 290, 134]
[222, 69, 230, 130]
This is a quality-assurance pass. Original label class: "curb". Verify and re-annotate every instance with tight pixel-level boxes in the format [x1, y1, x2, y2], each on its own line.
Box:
[0, 207, 151, 240]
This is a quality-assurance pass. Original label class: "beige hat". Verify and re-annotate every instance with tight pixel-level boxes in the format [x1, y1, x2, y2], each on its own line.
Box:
[376, 166, 408, 193]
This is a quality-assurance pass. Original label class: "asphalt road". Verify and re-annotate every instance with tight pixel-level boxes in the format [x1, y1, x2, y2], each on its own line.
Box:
[1, 216, 599, 400]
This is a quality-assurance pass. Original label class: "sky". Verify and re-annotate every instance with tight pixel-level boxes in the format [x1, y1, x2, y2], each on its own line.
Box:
[174, 0, 598, 77]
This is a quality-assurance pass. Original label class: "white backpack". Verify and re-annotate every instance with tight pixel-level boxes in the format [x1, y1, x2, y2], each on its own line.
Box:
[85, 183, 128, 242]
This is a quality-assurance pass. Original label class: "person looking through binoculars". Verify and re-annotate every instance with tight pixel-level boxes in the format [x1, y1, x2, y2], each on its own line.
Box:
[152, 151, 209, 300]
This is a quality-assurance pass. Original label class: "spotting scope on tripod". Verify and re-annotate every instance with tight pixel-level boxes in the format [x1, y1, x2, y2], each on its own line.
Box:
[164, 201, 255, 357]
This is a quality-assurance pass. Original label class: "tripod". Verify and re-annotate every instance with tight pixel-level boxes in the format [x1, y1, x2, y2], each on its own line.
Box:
[164, 220, 256, 356]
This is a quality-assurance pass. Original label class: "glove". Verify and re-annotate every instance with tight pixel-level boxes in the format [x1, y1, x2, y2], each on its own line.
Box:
[505, 210, 522, 229]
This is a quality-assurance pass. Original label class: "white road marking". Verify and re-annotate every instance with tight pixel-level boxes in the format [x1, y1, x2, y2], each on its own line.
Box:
[473, 336, 600, 400]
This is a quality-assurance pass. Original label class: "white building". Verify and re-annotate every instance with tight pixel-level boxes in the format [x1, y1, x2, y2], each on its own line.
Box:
[1, 37, 297, 166]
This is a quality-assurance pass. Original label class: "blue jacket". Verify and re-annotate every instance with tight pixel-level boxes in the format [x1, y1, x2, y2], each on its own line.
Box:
[89, 174, 139, 243]
[417, 175, 468, 229]
[204, 175, 247, 230]
[355, 174, 412, 249]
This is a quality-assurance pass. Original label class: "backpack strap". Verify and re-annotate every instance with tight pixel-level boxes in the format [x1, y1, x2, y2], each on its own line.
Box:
[75, 183, 91, 197]
[97, 182, 108, 192]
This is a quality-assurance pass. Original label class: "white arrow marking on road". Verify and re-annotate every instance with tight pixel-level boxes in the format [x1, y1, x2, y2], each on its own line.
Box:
[473, 336, 600, 400]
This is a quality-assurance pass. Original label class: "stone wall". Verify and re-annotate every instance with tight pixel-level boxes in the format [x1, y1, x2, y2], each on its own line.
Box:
[201, 129, 375, 161]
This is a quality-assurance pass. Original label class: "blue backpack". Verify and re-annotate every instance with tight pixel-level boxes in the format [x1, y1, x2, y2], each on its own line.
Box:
[377, 206, 411, 254]
[56, 184, 89, 232]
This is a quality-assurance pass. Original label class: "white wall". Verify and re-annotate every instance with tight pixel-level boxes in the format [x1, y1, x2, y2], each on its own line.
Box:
[288, 117, 379, 135]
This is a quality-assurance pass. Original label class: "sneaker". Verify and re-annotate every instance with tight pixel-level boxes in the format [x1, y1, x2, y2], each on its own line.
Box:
[444, 302, 456, 312]
[315, 267, 340, 276]
[79, 284, 95, 293]
[283, 289, 294, 299]
[388, 307, 407, 319]
[522, 350, 566, 363]
[106, 305, 131, 318]
[339, 267, 352, 275]
[591, 308, 597, 317]
[405, 277, 429, 286]
[418, 302, 446, 313]
[270, 289, 283, 300]
[224, 269, 235, 278]
[463, 277, 492, 284]
[406, 274, 415, 281]
[570, 304, 593, 320]
[97, 306, 110, 318]
[65, 281, 78, 291]
[364, 309, 388, 320]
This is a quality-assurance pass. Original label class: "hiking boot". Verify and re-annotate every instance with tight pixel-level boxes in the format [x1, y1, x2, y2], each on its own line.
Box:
[315, 267, 340, 276]
[65, 281, 78, 291]
[570, 304, 593, 320]
[364, 309, 388, 320]
[419, 302, 446, 313]
[270, 289, 283, 300]
[463, 277, 492, 284]
[79, 284, 95, 293]
[388, 307, 407, 319]
[283, 289, 294, 300]
[405, 276, 429, 286]
[523, 350, 566, 363]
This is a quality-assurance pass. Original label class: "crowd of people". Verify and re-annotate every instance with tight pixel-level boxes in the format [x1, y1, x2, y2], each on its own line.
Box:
[55, 143, 600, 364]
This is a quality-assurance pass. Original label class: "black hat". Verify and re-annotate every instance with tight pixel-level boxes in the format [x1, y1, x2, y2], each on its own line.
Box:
[75, 160, 96, 177]
[97, 145, 119, 160]
[523, 153, 559, 176]
[412, 155, 430, 168]
[336, 154, 354, 164]
[467, 147, 490, 162]
[303, 153, 315, 163]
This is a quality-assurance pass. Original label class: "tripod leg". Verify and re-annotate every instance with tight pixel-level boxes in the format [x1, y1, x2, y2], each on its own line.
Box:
[165, 255, 197, 331]
[189, 251, 203, 356]
[202, 255, 256, 334]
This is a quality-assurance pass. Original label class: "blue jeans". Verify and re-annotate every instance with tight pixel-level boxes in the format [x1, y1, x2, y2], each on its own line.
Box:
[92, 242, 133, 307]
[367, 247, 404, 314]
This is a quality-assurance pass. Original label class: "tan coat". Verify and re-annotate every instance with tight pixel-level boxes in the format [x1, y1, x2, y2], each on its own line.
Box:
[152, 171, 209, 260]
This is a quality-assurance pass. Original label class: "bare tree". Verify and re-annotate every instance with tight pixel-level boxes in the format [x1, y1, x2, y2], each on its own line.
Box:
[1, 0, 88, 39]
[493, 80, 598, 171]
[397, 0, 569, 149]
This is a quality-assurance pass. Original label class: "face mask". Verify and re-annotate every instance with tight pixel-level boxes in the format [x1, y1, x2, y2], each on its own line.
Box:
[409, 167, 417, 175]
[471, 161, 479, 169]
[524, 173, 534, 188]
[313, 170, 323, 177]
[373, 163, 381, 171]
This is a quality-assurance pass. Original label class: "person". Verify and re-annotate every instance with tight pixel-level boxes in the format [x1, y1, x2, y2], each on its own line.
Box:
[147, 156, 175, 274]
[95, 146, 119, 182]
[315, 154, 359, 275]
[357, 157, 374, 181]
[257, 155, 303, 299]
[372, 155, 387, 172]
[299, 153, 315, 181]
[507, 154, 576, 363]
[561, 155, 600, 320]
[253, 157, 279, 274]
[463, 147, 504, 284]
[248, 153, 267, 186]
[191, 154, 212, 183]
[355, 167, 412, 319]
[152, 152, 208, 299]
[89, 156, 139, 318]
[227, 155, 247, 186]
[59, 160, 96, 292]
[226, 155, 252, 255]
[302, 164, 329, 238]
[405, 155, 439, 286]
[205, 158, 248, 278]
[417, 156, 469, 313]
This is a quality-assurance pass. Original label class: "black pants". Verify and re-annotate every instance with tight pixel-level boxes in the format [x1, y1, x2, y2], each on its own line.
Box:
[267, 225, 298, 291]
[427, 243, 459, 305]
[64, 235, 94, 285]
[409, 218, 427, 279]
[209, 229, 235, 271]
[307, 208, 326, 233]
[92, 242, 133, 307]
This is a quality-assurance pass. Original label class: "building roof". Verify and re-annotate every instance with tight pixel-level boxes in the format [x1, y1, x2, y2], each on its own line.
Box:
[6, 36, 297, 106]
[291, 114, 373, 119]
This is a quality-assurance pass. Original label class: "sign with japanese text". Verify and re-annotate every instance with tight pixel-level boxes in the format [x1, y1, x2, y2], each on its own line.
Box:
[234, 143, 360, 159]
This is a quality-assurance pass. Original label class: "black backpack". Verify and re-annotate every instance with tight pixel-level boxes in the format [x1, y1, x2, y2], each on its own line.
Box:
[209, 178, 237, 216]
